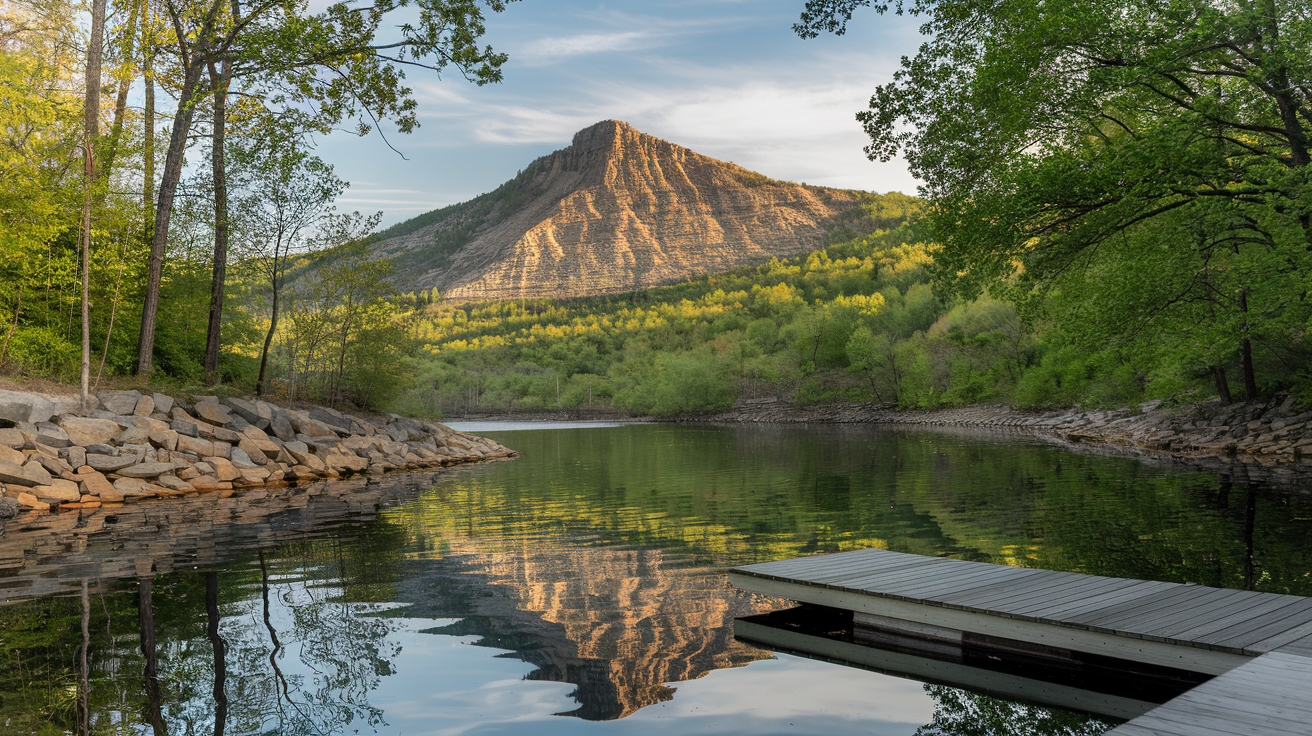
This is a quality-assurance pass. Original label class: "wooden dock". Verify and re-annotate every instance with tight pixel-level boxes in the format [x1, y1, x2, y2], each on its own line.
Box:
[729, 548, 1312, 735]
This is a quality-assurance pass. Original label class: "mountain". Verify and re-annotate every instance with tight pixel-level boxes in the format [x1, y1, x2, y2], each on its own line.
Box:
[370, 120, 869, 300]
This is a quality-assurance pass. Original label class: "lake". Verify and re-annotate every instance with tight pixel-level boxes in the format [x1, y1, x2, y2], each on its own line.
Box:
[1, 422, 1309, 735]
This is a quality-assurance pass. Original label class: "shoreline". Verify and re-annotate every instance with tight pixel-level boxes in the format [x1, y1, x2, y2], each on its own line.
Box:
[444, 395, 1312, 485]
[0, 386, 515, 528]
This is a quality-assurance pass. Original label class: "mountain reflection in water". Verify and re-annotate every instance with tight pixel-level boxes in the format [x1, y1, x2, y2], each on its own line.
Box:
[2, 423, 1310, 735]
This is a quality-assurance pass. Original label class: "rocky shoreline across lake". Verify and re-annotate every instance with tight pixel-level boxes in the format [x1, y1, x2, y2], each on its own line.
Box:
[698, 395, 1312, 482]
[0, 388, 515, 520]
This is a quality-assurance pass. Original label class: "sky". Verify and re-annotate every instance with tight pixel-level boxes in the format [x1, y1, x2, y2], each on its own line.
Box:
[317, 0, 928, 228]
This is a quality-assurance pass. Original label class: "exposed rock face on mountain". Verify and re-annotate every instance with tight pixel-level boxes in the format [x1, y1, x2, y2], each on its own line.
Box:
[373, 120, 864, 300]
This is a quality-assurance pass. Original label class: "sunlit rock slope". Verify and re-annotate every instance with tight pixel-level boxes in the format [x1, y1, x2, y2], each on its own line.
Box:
[371, 120, 865, 300]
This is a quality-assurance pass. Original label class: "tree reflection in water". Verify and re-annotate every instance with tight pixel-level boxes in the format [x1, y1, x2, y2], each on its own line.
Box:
[917, 686, 1114, 736]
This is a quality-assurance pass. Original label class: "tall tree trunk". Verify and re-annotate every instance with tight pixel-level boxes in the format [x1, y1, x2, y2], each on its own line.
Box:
[1238, 291, 1258, 401]
[136, 66, 205, 374]
[1213, 365, 1232, 405]
[256, 273, 280, 397]
[203, 58, 231, 381]
[80, 0, 107, 410]
[205, 572, 228, 736]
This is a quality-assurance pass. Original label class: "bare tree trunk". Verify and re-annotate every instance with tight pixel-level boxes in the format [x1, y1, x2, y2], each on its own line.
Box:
[136, 65, 204, 374]
[203, 57, 231, 382]
[80, 0, 107, 409]
[256, 272, 280, 397]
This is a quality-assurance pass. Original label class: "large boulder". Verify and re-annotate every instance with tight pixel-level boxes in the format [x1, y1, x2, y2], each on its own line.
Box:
[0, 389, 55, 425]
[269, 411, 295, 442]
[152, 392, 175, 415]
[192, 401, 232, 425]
[132, 394, 156, 417]
[58, 417, 122, 446]
[0, 458, 52, 487]
[223, 397, 262, 425]
[97, 390, 141, 415]
[32, 478, 80, 503]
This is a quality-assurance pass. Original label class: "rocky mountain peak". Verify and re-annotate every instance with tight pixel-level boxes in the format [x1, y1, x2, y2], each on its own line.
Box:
[371, 121, 862, 300]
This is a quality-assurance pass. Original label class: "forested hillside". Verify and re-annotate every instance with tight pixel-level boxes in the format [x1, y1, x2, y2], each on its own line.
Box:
[394, 192, 1310, 418]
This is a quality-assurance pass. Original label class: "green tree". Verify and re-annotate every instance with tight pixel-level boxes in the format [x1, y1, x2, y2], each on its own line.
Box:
[799, 0, 1312, 400]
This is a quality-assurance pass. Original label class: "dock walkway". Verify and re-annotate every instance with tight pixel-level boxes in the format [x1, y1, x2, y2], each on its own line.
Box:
[729, 548, 1312, 735]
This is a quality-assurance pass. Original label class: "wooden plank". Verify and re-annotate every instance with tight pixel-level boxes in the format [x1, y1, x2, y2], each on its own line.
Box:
[815, 557, 966, 588]
[1064, 585, 1217, 628]
[764, 550, 945, 582]
[947, 572, 1129, 612]
[1097, 587, 1259, 636]
[1017, 580, 1175, 620]
[1132, 588, 1270, 637]
[1206, 601, 1312, 650]
[827, 562, 1025, 597]
[887, 567, 1044, 602]
[1168, 594, 1312, 642]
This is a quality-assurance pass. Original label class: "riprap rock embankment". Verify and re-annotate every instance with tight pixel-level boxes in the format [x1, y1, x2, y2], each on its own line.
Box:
[0, 388, 512, 515]
[704, 396, 1312, 480]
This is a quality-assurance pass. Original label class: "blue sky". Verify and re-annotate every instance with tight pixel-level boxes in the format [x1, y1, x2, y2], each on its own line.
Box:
[316, 0, 927, 227]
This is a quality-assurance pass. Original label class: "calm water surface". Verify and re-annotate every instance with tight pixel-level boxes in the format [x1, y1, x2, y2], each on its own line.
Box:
[2, 423, 1311, 735]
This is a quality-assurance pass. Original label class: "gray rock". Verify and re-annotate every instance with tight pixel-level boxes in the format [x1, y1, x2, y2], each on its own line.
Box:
[0, 389, 55, 425]
[226, 414, 250, 432]
[0, 428, 23, 449]
[193, 401, 232, 425]
[66, 445, 86, 469]
[34, 422, 70, 448]
[30, 453, 69, 476]
[86, 453, 138, 472]
[308, 406, 352, 430]
[171, 419, 199, 438]
[152, 392, 175, 415]
[0, 496, 18, 518]
[224, 397, 262, 425]
[230, 447, 261, 469]
[269, 411, 295, 442]
[90, 409, 131, 425]
[116, 462, 174, 478]
[98, 390, 142, 415]
[84, 443, 116, 456]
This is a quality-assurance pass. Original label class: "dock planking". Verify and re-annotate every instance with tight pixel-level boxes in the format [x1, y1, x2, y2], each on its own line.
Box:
[730, 547, 1312, 736]
[730, 548, 1312, 656]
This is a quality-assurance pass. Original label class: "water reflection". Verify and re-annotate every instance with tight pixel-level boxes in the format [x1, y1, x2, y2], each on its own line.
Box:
[2, 424, 1310, 735]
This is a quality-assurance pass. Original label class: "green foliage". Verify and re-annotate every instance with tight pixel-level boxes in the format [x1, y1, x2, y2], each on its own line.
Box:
[802, 0, 1312, 403]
